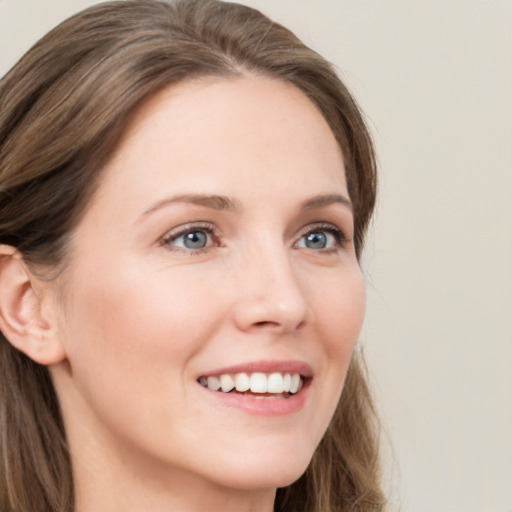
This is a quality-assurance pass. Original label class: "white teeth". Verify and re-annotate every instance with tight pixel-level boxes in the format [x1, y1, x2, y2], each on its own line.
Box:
[200, 372, 304, 395]
[290, 373, 301, 394]
[250, 373, 267, 393]
[235, 373, 250, 392]
[267, 372, 284, 393]
[206, 376, 220, 391]
[220, 374, 235, 392]
[282, 373, 291, 392]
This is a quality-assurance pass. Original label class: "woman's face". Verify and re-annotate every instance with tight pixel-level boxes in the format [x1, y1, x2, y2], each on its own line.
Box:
[49, 77, 366, 495]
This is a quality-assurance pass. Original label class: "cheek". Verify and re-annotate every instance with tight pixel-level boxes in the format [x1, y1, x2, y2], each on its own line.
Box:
[54, 263, 224, 447]
[60, 261, 224, 379]
[308, 265, 366, 414]
[314, 266, 366, 356]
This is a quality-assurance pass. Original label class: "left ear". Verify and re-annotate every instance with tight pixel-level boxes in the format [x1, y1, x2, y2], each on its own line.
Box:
[0, 245, 66, 366]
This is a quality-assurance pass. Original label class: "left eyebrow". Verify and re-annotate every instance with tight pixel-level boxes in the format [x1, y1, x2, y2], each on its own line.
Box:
[300, 193, 352, 211]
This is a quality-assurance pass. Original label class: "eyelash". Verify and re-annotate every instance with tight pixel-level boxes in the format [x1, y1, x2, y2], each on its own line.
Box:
[294, 223, 347, 253]
[160, 222, 347, 254]
[160, 222, 220, 254]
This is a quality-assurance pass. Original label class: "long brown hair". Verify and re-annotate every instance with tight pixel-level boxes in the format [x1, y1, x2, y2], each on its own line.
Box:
[0, 1, 384, 510]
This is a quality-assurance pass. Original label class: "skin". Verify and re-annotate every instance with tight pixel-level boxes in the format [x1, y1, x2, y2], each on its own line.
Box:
[40, 76, 366, 512]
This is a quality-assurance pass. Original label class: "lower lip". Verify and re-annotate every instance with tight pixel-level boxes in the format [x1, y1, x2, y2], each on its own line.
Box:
[200, 383, 309, 416]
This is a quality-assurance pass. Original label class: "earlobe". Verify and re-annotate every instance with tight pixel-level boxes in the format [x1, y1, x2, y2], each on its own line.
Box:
[0, 245, 66, 366]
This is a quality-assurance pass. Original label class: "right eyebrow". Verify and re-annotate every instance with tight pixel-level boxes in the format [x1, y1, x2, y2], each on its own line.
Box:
[139, 193, 241, 220]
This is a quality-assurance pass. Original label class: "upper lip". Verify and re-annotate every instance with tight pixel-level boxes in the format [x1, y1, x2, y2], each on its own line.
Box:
[198, 360, 313, 379]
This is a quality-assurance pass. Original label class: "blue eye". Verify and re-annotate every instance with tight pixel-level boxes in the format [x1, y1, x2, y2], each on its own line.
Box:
[162, 224, 216, 251]
[304, 231, 328, 249]
[295, 226, 344, 251]
[177, 231, 209, 249]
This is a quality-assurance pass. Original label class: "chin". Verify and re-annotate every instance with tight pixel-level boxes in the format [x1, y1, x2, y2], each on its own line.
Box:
[205, 445, 313, 491]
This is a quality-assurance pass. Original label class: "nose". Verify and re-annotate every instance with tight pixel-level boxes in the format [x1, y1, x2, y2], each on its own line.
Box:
[231, 246, 309, 335]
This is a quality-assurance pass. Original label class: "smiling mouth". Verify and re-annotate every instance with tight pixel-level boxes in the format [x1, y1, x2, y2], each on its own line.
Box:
[198, 371, 304, 398]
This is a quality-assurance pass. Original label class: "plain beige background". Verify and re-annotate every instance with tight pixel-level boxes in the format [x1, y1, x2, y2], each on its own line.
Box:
[1, 1, 511, 511]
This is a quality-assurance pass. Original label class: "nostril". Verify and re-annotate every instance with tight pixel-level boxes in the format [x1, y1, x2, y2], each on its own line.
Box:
[254, 321, 276, 327]
[296, 320, 306, 330]
[252, 319, 306, 331]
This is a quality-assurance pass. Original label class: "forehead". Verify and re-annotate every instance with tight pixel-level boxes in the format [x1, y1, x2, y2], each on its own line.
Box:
[91, 76, 347, 214]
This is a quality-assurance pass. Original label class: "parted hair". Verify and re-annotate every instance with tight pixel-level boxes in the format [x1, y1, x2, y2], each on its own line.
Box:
[0, 1, 385, 511]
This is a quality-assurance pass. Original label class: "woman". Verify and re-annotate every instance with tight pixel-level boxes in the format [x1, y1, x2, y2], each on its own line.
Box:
[0, 1, 385, 511]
